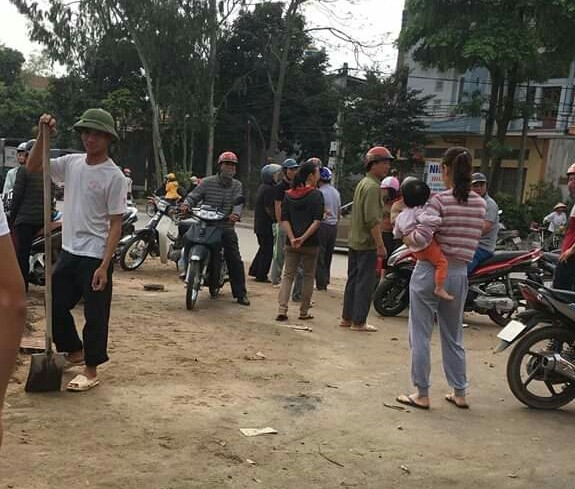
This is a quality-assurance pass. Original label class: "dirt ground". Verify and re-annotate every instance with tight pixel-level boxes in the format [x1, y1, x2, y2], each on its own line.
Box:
[2, 260, 575, 488]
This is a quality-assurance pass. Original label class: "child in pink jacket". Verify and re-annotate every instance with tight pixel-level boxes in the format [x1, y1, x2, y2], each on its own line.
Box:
[394, 179, 453, 300]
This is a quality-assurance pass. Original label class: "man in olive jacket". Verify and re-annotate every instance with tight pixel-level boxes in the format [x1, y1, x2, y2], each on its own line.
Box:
[340, 147, 392, 333]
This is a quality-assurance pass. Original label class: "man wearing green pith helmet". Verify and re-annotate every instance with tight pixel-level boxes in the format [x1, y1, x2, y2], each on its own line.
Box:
[27, 108, 127, 392]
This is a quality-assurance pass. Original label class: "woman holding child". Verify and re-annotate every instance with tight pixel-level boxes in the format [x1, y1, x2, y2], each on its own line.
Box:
[396, 147, 486, 410]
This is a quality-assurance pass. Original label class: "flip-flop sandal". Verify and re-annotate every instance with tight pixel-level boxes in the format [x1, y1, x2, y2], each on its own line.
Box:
[445, 393, 469, 409]
[339, 320, 352, 328]
[350, 324, 378, 332]
[396, 394, 430, 410]
[275, 314, 288, 322]
[67, 374, 100, 392]
[298, 314, 314, 320]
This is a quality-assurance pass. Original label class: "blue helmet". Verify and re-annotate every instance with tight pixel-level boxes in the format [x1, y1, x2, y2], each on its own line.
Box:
[319, 167, 333, 182]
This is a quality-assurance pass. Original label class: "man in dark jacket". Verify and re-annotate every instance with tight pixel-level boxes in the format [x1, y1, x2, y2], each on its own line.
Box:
[249, 164, 282, 282]
[9, 139, 43, 289]
[183, 151, 250, 306]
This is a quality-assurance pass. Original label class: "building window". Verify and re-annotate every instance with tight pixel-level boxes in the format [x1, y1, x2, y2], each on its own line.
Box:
[435, 80, 444, 92]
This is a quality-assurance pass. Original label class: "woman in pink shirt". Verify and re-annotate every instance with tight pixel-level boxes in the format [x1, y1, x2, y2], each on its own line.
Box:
[396, 147, 486, 410]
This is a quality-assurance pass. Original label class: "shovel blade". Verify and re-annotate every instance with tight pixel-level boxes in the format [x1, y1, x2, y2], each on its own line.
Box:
[24, 352, 66, 393]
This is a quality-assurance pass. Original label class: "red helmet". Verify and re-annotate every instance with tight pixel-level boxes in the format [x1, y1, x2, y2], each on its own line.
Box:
[365, 146, 394, 166]
[218, 151, 239, 166]
[567, 163, 575, 175]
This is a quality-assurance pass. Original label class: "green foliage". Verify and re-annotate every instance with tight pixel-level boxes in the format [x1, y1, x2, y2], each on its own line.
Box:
[342, 71, 430, 175]
[0, 45, 25, 85]
[496, 182, 564, 235]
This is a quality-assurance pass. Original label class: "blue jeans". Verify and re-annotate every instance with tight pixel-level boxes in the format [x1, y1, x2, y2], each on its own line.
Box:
[467, 247, 494, 274]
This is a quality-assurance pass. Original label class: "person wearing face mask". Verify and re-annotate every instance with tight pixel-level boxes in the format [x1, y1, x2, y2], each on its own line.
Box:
[553, 164, 575, 291]
[182, 151, 250, 306]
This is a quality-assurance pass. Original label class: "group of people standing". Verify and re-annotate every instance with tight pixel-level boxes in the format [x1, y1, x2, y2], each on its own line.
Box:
[249, 157, 342, 321]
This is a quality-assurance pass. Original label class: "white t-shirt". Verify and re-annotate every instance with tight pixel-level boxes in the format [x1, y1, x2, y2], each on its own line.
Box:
[51, 154, 127, 259]
[0, 199, 9, 237]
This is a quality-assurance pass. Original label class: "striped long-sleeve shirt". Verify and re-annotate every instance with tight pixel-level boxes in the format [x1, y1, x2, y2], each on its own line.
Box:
[426, 189, 486, 263]
[185, 174, 244, 225]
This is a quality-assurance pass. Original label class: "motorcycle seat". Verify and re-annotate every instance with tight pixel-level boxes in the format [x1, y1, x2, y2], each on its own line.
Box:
[480, 251, 528, 266]
[548, 288, 575, 303]
[178, 218, 197, 234]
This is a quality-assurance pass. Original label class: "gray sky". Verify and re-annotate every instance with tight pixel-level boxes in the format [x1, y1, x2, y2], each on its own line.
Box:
[0, 0, 405, 75]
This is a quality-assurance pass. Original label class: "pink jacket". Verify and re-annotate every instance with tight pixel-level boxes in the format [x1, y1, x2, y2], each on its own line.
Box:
[393, 206, 442, 252]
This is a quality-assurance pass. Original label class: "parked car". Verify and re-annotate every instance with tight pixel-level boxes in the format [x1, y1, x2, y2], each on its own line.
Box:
[335, 202, 353, 248]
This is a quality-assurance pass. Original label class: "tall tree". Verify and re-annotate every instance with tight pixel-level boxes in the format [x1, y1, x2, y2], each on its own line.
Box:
[400, 0, 575, 191]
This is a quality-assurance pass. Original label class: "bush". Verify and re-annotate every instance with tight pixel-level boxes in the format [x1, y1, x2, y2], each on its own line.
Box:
[495, 182, 564, 236]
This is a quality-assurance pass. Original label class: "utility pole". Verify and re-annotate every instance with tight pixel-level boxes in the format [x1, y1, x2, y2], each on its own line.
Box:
[247, 120, 253, 207]
[333, 63, 348, 188]
[516, 81, 531, 204]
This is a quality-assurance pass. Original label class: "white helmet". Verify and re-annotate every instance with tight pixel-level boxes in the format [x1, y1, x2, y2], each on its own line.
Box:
[17, 142, 27, 152]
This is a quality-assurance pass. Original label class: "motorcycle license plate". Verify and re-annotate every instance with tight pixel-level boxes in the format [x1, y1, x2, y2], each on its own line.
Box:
[497, 320, 527, 343]
[512, 236, 522, 244]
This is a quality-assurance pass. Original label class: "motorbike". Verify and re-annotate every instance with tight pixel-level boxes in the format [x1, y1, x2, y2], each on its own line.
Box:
[527, 222, 564, 252]
[114, 204, 139, 260]
[495, 210, 523, 251]
[28, 211, 63, 287]
[145, 195, 161, 218]
[496, 280, 575, 409]
[179, 205, 230, 311]
[119, 198, 179, 271]
[373, 244, 543, 327]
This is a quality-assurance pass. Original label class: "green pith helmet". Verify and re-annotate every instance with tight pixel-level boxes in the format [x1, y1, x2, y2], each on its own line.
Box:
[73, 108, 119, 141]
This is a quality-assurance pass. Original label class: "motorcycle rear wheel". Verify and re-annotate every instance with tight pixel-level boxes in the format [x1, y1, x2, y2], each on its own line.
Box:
[119, 236, 150, 271]
[186, 261, 202, 310]
[507, 325, 575, 409]
[373, 276, 409, 317]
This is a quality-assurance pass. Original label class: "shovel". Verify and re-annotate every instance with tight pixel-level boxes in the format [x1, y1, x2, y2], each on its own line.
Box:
[25, 126, 65, 392]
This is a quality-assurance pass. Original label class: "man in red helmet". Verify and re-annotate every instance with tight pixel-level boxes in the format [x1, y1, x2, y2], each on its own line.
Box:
[183, 151, 250, 305]
[553, 164, 575, 290]
[340, 146, 392, 332]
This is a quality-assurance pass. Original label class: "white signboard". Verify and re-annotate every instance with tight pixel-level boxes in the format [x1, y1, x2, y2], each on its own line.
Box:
[424, 161, 446, 193]
[328, 156, 337, 169]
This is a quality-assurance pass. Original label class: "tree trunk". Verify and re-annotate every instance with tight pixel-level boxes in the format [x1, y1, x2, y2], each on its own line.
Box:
[112, 4, 168, 184]
[481, 68, 501, 175]
[182, 117, 188, 174]
[490, 66, 519, 193]
[205, 0, 218, 176]
[189, 126, 195, 175]
[269, 0, 301, 156]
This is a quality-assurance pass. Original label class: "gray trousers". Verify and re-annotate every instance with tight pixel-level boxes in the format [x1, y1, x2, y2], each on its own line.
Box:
[271, 223, 302, 299]
[342, 249, 377, 325]
[408, 261, 468, 397]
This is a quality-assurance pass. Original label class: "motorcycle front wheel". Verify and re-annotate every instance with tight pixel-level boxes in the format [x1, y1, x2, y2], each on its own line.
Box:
[119, 236, 150, 271]
[186, 261, 202, 310]
[373, 276, 409, 317]
[507, 325, 575, 410]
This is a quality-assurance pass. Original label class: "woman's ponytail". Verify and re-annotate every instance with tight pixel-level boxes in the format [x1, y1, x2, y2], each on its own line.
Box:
[443, 147, 472, 204]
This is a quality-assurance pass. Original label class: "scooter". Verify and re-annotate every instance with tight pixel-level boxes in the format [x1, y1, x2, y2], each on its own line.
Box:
[28, 211, 63, 287]
[372, 244, 543, 326]
[179, 205, 229, 310]
[496, 281, 575, 409]
[114, 204, 139, 260]
[119, 198, 179, 271]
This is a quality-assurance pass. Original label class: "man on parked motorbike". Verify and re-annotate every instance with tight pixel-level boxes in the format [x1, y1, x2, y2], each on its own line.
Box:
[2, 142, 28, 203]
[9, 139, 44, 290]
[467, 172, 499, 273]
[553, 164, 575, 291]
[182, 151, 250, 306]
[27, 109, 127, 392]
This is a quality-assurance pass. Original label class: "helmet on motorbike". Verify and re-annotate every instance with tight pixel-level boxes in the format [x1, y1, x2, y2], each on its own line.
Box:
[218, 151, 239, 166]
[167, 173, 176, 181]
[261, 164, 282, 185]
[567, 163, 575, 175]
[319, 167, 332, 182]
[123, 168, 132, 176]
[282, 158, 299, 170]
[365, 146, 394, 167]
[380, 176, 400, 191]
[25, 139, 36, 153]
[17, 142, 27, 152]
[306, 157, 323, 168]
